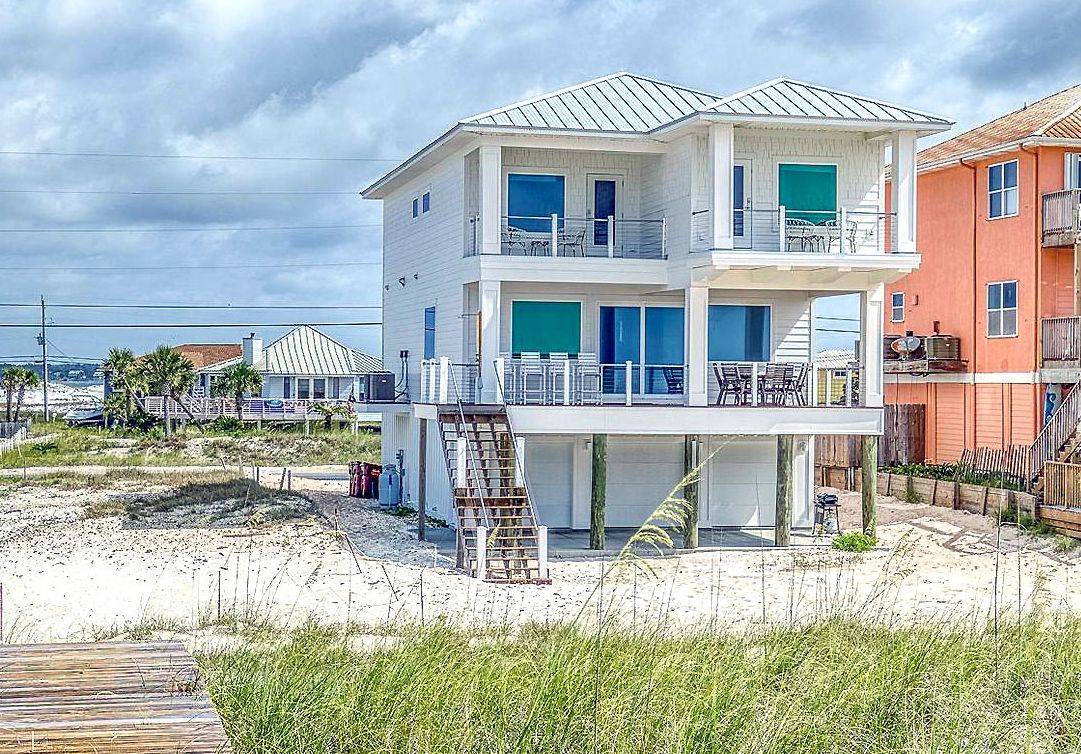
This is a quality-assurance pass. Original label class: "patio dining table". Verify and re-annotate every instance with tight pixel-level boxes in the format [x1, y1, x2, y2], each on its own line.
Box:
[712, 362, 808, 406]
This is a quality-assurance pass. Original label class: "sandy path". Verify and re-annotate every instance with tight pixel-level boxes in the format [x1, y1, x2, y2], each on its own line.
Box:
[1, 475, 1080, 642]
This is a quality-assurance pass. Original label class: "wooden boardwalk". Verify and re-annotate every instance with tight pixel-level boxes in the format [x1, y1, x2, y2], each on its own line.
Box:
[0, 640, 230, 753]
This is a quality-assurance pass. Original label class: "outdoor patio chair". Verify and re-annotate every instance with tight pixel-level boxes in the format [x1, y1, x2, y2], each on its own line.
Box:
[713, 363, 744, 405]
[548, 353, 570, 403]
[661, 366, 684, 395]
[784, 218, 816, 252]
[501, 227, 527, 255]
[575, 352, 602, 405]
[759, 363, 794, 405]
[557, 228, 586, 257]
[518, 352, 546, 404]
[822, 218, 860, 253]
[529, 237, 551, 256]
[792, 363, 810, 406]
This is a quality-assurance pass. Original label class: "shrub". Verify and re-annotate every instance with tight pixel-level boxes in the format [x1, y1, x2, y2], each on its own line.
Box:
[832, 532, 877, 552]
[211, 416, 246, 434]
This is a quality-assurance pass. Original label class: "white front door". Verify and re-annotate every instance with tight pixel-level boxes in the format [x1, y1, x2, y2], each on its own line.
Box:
[586, 174, 622, 257]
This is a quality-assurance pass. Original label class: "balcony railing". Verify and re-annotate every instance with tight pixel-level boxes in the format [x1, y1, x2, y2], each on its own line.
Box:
[141, 396, 352, 420]
[691, 206, 896, 254]
[418, 358, 480, 404]
[1042, 316, 1081, 365]
[1042, 189, 1081, 247]
[465, 215, 666, 259]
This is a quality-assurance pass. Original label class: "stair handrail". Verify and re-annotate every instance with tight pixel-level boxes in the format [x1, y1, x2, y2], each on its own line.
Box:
[491, 358, 544, 530]
[1029, 385, 1081, 485]
[446, 363, 495, 533]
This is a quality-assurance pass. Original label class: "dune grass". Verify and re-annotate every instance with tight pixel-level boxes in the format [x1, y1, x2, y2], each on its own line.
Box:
[198, 617, 1081, 754]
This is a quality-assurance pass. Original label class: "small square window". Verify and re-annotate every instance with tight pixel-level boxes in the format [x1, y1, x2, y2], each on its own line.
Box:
[421, 191, 431, 213]
[987, 281, 1018, 337]
[891, 292, 904, 323]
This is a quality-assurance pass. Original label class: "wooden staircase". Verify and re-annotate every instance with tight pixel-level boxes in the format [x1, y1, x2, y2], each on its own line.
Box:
[438, 408, 550, 584]
[1031, 386, 1081, 497]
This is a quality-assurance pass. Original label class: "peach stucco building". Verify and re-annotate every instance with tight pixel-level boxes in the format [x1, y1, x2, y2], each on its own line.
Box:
[884, 84, 1081, 463]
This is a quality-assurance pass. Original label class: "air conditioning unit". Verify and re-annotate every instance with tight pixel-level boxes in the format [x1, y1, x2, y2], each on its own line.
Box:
[925, 335, 960, 361]
[366, 372, 395, 402]
[883, 335, 903, 360]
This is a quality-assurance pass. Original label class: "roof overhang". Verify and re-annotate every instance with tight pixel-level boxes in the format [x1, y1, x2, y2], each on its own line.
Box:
[652, 112, 951, 140]
[919, 137, 1081, 174]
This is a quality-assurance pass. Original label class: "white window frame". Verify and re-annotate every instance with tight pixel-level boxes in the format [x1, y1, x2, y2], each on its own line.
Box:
[890, 291, 904, 323]
[987, 280, 1018, 338]
[987, 159, 1019, 219]
[410, 197, 419, 221]
[421, 188, 431, 214]
[1066, 153, 1081, 190]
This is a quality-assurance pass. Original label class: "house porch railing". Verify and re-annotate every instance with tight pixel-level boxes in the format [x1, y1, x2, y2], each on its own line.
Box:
[141, 396, 352, 421]
[1041, 316, 1081, 364]
[465, 215, 666, 259]
[1042, 189, 1081, 247]
[691, 206, 897, 254]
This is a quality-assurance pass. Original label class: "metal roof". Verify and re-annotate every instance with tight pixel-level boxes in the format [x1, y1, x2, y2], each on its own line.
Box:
[462, 72, 721, 133]
[704, 79, 951, 126]
[205, 325, 382, 376]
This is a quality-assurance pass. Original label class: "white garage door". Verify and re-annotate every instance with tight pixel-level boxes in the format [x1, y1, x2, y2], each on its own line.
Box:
[706, 437, 777, 527]
[606, 436, 685, 528]
[525, 437, 574, 529]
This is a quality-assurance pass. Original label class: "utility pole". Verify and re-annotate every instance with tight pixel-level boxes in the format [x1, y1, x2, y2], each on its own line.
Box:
[38, 296, 48, 421]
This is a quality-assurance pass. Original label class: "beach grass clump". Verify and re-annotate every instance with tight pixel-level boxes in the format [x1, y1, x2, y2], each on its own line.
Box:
[198, 617, 1081, 754]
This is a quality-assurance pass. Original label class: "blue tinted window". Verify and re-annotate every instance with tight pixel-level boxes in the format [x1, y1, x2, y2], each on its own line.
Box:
[988, 160, 1018, 218]
[987, 284, 1001, 310]
[1003, 281, 1017, 308]
[707, 305, 770, 361]
[508, 174, 565, 232]
[989, 164, 1002, 191]
[421, 191, 430, 213]
[644, 307, 684, 366]
[411, 197, 419, 219]
[423, 306, 436, 359]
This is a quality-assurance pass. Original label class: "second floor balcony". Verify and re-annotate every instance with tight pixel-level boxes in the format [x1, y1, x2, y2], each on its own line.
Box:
[1043, 189, 1081, 247]
[1042, 316, 1081, 371]
[691, 206, 897, 255]
[466, 215, 667, 259]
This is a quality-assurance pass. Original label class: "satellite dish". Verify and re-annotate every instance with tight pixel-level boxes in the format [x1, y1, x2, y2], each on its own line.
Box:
[891, 336, 922, 359]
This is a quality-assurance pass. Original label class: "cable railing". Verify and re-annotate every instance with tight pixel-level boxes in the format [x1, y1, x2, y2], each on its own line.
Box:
[691, 206, 897, 254]
[419, 358, 479, 404]
[466, 214, 666, 259]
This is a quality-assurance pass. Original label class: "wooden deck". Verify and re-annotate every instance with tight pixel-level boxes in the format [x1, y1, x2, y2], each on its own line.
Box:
[0, 640, 230, 753]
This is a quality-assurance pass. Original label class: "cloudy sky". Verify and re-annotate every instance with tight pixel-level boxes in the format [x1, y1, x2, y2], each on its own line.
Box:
[1, 0, 1079, 365]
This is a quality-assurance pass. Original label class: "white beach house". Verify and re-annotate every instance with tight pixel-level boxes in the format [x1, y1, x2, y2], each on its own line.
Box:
[362, 73, 951, 581]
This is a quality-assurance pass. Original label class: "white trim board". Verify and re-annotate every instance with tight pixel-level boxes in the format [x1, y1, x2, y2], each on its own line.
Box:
[885, 371, 1040, 384]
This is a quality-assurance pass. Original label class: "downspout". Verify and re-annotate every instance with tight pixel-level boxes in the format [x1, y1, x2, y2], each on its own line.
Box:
[960, 157, 978, 452]
[1020, 142, 1042, 440]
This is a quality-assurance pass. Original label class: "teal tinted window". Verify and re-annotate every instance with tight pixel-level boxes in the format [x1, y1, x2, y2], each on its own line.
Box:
[511, 301, 580, 356]
[708, 305, 770, 361]
[778, 163, 837, 222]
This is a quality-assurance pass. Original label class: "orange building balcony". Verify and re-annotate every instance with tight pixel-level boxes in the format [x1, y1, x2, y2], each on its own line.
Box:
[1042, 189, 1081, 247]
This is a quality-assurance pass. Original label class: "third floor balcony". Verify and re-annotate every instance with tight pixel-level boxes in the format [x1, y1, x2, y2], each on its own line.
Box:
[1042, 189, 1081, 247]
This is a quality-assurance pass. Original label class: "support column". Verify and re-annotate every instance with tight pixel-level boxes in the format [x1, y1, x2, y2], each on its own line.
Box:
[860, 283, 885, 408]
[685, 285, 709, 406]
[709, 123, 735, 250]
[775, 435, 793, 547]
[478, 279, 501, 403]
[891, 131, 918, 254]
[590, 434, 607, 550]
[417, 418, 427, 541]
[478, 144, 502, 255]
[683, 435, 700, 549]
[861, 435, 878, 537]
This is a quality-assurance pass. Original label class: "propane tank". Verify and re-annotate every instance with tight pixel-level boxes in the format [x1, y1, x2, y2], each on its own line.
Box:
[378, 464, 402, 508]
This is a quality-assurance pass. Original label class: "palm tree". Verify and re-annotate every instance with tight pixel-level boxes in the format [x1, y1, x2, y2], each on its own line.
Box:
[213, 362, 263, 420]
[103, 348, 143, 424]
[2, 368, 19, 421]
[140, 346, 196, 436]
[311, 401, 350, 431]
[11, 367, 40, 421]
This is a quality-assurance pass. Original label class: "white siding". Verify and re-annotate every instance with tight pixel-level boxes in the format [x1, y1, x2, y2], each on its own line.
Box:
[641, 134, 694, 262]
[524, 436, 575, 528]
[502, 147, 644, 220]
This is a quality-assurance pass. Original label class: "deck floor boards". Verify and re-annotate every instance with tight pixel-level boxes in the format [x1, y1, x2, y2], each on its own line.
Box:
[0, 640, 230, 753]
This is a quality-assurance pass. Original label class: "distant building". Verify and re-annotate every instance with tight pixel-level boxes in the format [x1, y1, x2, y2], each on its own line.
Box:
[197, 326, 383, 401]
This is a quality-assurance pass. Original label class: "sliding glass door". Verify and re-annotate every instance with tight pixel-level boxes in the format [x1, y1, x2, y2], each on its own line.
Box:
[599, 305, 685, 395]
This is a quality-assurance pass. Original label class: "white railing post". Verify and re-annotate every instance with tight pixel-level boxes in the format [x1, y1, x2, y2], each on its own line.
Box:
[607, 216, 615, 258]
[661, 217, 667, 259]
[537, 525, 549, 580]
[563, 363, 571, 406]
[455, 434, 467, 487]
[778, 205, 787, 252]
[845, 369, 854, 407]
[494, 357, 506, 403]
[438, 356, 450, 404]
[476, 525, 488, 579]
[839, 207, 848, 254]
[551, 213, 559, 256]
[750, 362, 759, 406]
[515, 436, 526, 486]
[624, 360, 633, 406]
[809, 364, 818, 407]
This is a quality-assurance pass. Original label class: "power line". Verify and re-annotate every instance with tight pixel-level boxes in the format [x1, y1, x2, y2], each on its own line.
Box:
[0, 149, 402, 162]
[0, 303, 381, 310]
[0, 223, 378, 234]
[0, 188, 360, 196]
[8, 260, 381, 271]
[0, 321, 382, 328]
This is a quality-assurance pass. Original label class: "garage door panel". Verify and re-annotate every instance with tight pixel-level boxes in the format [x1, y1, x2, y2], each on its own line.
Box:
[526, 438, 573, 529]
[708, 438, 776, 527]
[606, 437, 684, 528]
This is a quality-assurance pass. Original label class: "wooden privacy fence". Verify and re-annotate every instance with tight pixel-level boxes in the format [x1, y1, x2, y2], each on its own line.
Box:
[880, 403, 925, 466]
[1043, 461, 1081, 509]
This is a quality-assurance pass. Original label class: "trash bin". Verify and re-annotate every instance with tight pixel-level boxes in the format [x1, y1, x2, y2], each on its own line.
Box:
[362, 463, 381, 499]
